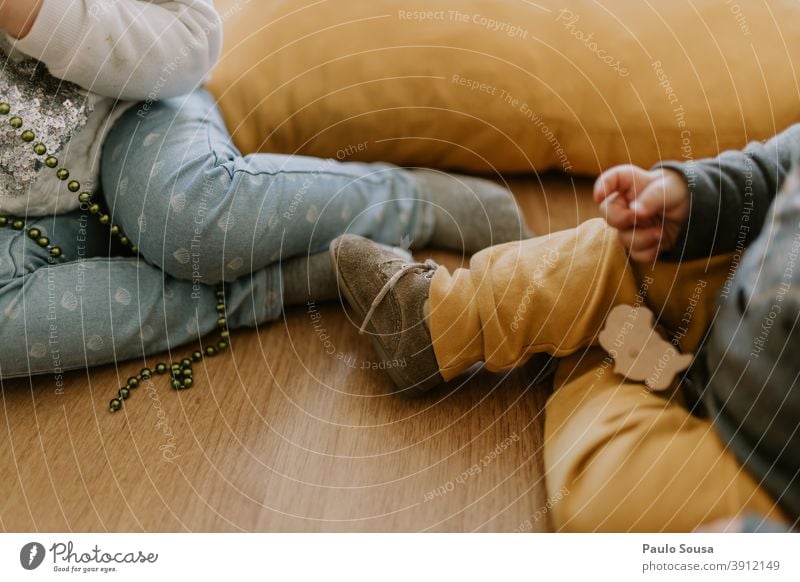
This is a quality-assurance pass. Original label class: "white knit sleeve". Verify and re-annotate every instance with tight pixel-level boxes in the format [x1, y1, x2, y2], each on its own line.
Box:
[11, 0, 222, 101]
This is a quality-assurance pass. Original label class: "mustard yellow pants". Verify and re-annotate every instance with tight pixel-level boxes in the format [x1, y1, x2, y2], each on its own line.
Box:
[429, 218, 786, 531]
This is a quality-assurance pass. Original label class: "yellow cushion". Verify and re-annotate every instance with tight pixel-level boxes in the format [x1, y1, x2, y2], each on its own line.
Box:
[208, 0, 800, 175]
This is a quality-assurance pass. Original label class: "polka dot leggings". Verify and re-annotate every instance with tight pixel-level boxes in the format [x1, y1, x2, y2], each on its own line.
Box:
[0, 90, 434, 378]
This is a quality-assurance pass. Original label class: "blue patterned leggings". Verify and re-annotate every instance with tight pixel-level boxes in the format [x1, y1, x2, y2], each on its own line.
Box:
[0, 90, 434, 378]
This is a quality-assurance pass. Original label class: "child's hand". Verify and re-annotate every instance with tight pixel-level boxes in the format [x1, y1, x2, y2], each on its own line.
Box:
[0, 0, 42, 39]
[593, 165, 690, 262]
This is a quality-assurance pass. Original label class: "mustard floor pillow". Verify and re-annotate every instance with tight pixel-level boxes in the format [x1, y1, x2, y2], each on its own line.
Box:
[208, 0, 800, 175]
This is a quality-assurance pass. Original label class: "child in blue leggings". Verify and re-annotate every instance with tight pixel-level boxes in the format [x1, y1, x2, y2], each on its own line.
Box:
[0, 1, 527, 383]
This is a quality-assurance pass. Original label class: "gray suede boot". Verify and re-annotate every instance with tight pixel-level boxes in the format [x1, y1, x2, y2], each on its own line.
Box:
[330, 234, 445, 394]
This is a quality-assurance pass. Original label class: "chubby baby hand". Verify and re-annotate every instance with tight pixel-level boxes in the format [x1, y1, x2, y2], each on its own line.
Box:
[594, 164, 690, 262]
[0, 0, 42, 39]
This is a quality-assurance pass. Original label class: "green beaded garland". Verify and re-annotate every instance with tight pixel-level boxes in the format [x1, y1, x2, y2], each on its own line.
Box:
[5, 108, 235, 413]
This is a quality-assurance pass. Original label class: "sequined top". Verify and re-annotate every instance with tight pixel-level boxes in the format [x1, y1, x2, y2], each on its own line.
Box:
[0, 39, 127, 215]
[0, 0, 221, 216]
[0, 45, 92, 194]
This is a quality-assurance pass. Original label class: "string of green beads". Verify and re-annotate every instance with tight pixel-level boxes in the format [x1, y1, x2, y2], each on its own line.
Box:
[0, 100, 232, 415]
[0, 216, 63, 257]
[0, 101, 139, 254]
[18, 112, 132, 252]
[107, 285, 230, 412]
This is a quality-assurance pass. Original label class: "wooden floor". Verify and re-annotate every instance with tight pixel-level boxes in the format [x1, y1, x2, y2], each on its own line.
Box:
[0, 174, 598, 532]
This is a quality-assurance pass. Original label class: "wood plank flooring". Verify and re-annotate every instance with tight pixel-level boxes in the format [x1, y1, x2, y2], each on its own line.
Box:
[0, 173, 597, 532]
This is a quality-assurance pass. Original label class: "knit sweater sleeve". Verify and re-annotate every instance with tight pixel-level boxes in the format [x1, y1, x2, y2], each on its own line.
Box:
[655, 123, 800, 261]
[10, 0, 221, 101]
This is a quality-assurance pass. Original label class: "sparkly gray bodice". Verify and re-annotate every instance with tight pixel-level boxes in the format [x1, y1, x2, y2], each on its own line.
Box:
[0, 46, 91, 196]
